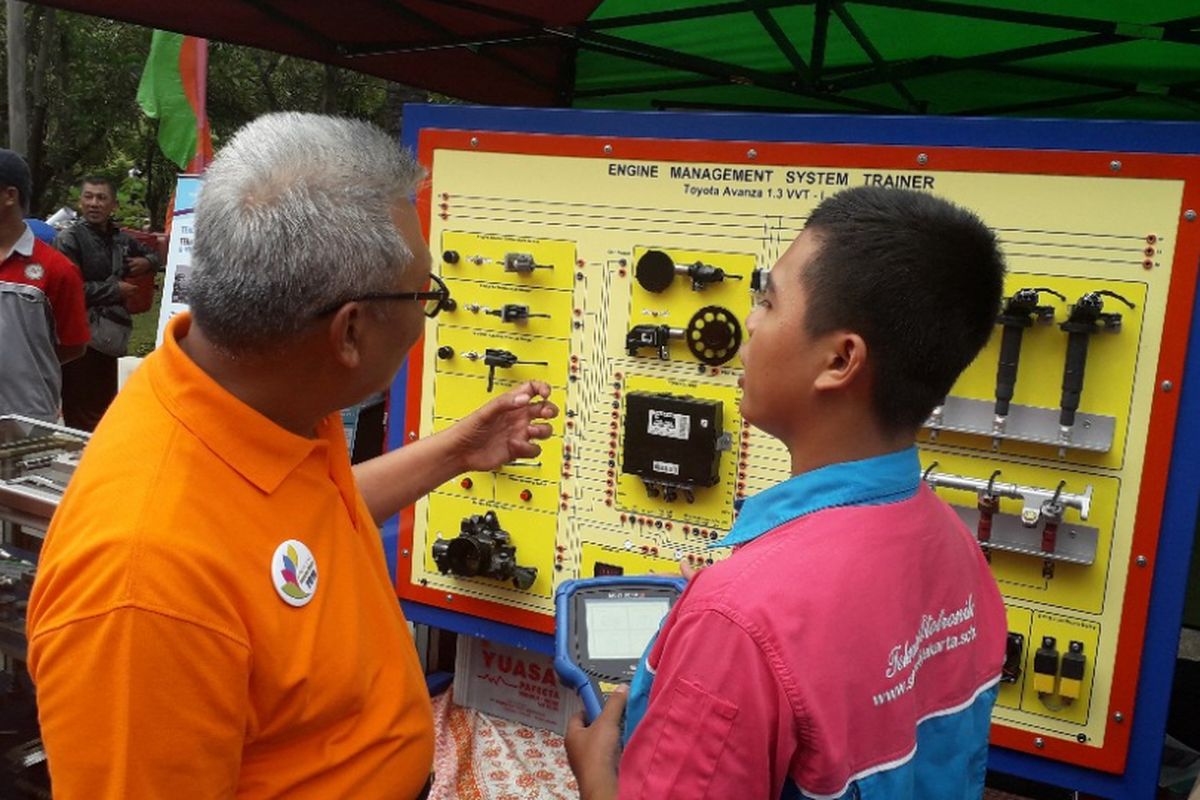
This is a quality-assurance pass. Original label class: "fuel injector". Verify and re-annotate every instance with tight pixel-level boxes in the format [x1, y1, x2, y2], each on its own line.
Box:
[993, 287, 1065, 445]
[1058, 290, 1134, 452]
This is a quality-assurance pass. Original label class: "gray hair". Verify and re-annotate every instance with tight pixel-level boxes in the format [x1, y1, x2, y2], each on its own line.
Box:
[189, 112, 425, 351]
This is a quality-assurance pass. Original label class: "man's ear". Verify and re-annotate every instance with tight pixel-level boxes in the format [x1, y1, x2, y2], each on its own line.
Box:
[814, 331, 868, 392]
[327, 303, 364, 369]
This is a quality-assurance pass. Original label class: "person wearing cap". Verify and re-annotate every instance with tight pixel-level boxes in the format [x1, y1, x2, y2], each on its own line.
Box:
[0, 149, 89, 422]
[28, 113, 558, 799]
[56, 175, 161, 431]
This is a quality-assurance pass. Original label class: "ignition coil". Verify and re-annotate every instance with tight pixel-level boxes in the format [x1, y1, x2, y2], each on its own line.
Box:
[1059, 641, 1086, 702]
[1033, 636, 1059, 696]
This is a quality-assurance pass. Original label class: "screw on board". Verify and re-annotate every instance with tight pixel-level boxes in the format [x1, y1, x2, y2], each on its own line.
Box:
[747, 148, 758, 160]
[1186, 209, 1197, 222]
[1034, 737, 1045, 749]
[408, 431, 418, 441]
[1136, 555, 1148, 567]
[445, 594, 454, 602]
[603, 144, 613, 155]
[1110, 160, 1122, 172]
[1162, 380, 1175, 392]
[401, 549, 410, 557]
[469, 137, 479, 148]
[1114, 711, 1125, 723]
[1077, 733, 1088, 743]
[917, 153, 929, 166]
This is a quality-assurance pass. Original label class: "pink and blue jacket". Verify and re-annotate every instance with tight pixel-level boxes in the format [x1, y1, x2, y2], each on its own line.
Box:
[619, 447, 1007, 800]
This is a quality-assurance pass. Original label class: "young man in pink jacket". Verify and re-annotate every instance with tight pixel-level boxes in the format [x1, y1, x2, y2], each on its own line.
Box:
[567, 186, 1008, 800]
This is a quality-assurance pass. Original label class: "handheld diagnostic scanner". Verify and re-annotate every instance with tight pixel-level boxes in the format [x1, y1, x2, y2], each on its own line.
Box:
[554, 575, 688, 724]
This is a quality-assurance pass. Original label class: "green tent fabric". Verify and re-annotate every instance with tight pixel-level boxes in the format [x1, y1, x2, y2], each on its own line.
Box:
[573, 0, 1200, 119]
[27, 0, 1200, 120]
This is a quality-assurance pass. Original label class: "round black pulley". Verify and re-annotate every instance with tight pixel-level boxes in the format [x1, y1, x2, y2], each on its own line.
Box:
[686, 305, 742, 366]
[635, 249, 676, 293]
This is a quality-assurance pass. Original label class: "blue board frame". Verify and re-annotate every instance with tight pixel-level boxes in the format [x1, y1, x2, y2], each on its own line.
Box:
[387, 104, 1200, 799]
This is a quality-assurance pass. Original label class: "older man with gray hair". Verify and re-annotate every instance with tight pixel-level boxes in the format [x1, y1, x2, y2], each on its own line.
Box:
[27, 113, 557, 799]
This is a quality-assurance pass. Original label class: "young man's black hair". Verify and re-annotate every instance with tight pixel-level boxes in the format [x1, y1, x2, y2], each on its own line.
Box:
[802, 186, 1006, 433]
[80, 175, 118, 196]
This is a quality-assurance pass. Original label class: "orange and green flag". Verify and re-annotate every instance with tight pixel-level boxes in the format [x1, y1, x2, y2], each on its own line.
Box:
[137, 31, 214, 173]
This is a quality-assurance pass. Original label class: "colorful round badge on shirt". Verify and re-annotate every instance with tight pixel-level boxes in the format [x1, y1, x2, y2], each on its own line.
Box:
[272, 539, 319, 607]
[24, 263, 44, 281]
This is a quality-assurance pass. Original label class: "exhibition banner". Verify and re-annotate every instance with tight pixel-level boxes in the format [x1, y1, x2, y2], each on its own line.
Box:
[155, 175, 201, 346]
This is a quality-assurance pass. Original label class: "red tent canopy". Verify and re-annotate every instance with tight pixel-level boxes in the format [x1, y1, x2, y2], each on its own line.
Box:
[34, 0, 604, 106]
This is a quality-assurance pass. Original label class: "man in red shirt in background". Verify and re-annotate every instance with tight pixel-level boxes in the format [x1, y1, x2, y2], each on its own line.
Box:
[0, 149, 88, 423]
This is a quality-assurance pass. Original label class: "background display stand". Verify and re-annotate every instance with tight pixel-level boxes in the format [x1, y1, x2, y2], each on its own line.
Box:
[384, 103, 1200, 799]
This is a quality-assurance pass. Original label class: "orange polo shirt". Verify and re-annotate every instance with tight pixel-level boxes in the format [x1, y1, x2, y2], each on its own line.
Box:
[28, 313, 434, 799]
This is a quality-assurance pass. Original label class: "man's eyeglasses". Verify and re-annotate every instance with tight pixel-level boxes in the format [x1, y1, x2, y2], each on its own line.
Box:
[315, 273, 453, 319]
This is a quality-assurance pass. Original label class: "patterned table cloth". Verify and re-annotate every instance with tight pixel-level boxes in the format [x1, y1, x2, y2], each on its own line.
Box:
[430, 690, 579, 800]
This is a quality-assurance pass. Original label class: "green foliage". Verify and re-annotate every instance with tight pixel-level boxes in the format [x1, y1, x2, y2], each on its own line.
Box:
[2, 6, 428, 229]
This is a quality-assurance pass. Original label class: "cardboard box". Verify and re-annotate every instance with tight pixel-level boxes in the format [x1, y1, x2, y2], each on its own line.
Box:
[453, 636, 582, 734]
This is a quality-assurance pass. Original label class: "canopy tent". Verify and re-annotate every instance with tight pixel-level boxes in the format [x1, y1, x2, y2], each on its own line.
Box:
[26, 0, 1200, 120]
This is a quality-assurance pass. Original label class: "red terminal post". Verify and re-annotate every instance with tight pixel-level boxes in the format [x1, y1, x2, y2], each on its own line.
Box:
[520, 489, 533, 502]
[976, 494, 997, 561]
[976, 471, 1001, 562]
[1040, 483, 1066, 580]
[460, 477, 473, 490]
